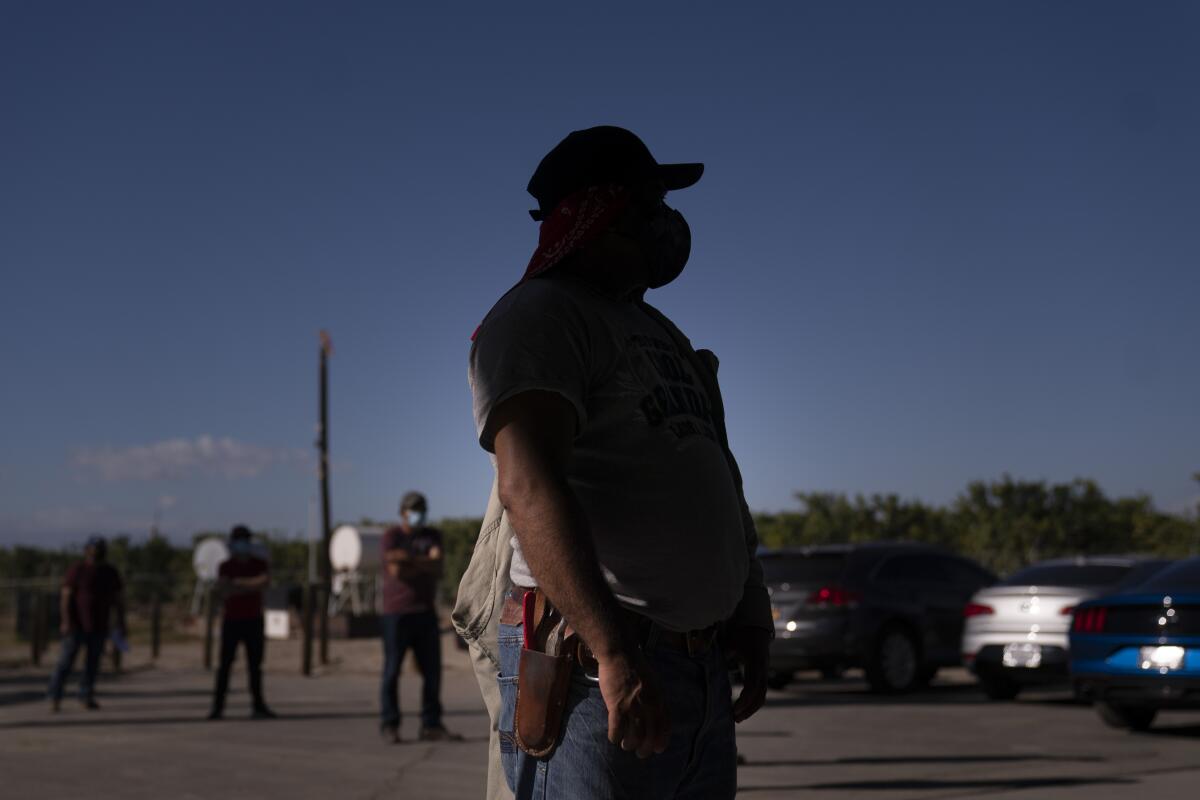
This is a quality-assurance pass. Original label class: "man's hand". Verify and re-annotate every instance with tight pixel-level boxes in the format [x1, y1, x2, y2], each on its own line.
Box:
[729, 626, 770, 723]
[384, 550, 413, 579]
[597, 649, 671, 759]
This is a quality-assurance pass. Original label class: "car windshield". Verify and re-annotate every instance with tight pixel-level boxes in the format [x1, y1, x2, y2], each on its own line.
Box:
[761, 553, 847, 587]
[998, 563, 1132, 588]
[1134, 559, 1200, 592]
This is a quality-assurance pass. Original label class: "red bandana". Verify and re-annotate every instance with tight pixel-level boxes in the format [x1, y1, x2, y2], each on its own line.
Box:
[472, 185, 631, 342]
[521, 184, 630, 281]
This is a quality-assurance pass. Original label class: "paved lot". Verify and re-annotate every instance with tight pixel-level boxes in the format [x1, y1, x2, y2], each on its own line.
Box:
[2, 635, 1198, 799]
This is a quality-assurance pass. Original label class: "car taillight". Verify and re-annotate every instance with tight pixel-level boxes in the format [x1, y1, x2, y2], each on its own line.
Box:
[805, 586, 861, 607]
[1072, 606, 1107, 633]
[963, 603, 995, 618]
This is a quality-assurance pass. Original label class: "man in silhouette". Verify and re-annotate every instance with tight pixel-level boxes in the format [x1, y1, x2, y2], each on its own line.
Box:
[379, 491, 461, 743]
[208, 525, 275, 720]
[458, 126, 773, 799]
[48, 536, 126, 711]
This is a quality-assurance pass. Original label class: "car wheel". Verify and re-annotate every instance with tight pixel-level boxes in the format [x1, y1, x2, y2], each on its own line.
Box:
[866, 626, 920, 693]
[980, 676, 1021, 701]
[819, 664, 845, 681]
[765, 670, 793, 690]
[1096, 702, 1157, 731]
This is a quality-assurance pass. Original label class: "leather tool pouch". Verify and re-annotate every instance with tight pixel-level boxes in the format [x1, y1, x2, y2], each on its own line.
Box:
[514, 646, 572, 757]
[514, 591, 574, 758]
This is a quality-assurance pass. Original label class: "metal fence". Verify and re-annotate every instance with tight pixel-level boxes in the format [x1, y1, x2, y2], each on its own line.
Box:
[1, 575, 179, 669]
[0, 570, 323, 672]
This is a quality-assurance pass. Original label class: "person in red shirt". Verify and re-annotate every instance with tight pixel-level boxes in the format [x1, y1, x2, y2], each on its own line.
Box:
[207, 525, 275, 720]
[48, 536, 126, 711]
[378, 491, 461, 743]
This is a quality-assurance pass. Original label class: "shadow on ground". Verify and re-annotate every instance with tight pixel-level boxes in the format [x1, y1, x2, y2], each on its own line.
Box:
[0, 704, 488, 730]
[1142, 723, 1200, 738]
[763, 677, 1088, 709]
[738, 776, 1135, 793]
[740, 753, 1104, 768]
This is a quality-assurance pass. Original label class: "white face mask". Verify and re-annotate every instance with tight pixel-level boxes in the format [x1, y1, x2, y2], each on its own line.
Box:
[407, 510, 427, 528]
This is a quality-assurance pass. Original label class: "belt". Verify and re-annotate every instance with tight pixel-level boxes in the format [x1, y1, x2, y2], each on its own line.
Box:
[500, 587, 720, 663]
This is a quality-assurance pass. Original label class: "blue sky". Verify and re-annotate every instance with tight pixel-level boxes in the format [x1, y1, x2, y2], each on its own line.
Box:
[2, 1, 1197, 547]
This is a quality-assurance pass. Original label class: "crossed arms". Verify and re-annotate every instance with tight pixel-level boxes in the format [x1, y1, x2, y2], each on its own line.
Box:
[384, 544, 443, 579]
[217, 571, 269, 595]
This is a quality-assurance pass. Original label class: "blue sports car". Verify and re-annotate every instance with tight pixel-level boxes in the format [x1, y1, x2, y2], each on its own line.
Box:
[1070, 556, 1200, 730]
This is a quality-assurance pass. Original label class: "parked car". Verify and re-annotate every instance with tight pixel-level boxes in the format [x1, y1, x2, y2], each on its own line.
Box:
[764, 543, 996, 693]
[962, 556, 1171, 700]
[1070, 556, 1200, 730]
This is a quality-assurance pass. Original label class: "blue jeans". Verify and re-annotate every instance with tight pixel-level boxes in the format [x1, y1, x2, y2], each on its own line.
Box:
[380, 610, 443, 729]
[498, 622, 737, 800]
[48, 630, 106, 702]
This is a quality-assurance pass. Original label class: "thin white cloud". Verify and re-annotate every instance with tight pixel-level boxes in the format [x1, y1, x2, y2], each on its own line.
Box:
[72, 435, 309, 482]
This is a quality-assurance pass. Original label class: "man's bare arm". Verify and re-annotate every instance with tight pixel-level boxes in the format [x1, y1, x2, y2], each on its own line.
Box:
[384, 548, 442, 578]
[216, 572, 268, 596]
[231, 573, 269, 591]
[490, 390, 669, 758]
[491, 391, 628, 661]
[413, 548, 444, 577]
[384, 548, 411, 564]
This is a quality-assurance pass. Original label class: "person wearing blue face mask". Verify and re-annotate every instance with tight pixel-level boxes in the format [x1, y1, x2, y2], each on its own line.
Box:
[208, 525, 275, 720]
[379, 491, 461, 743]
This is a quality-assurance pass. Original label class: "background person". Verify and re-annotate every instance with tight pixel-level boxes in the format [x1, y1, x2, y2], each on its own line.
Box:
[208, 525, 275, 720]
[48, 535, 126, 711]
[379, 491, 460, 743]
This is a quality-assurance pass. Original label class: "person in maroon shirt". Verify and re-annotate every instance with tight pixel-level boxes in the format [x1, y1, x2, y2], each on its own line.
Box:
[207, 525, 275, 720]
[48, 536, 125, 711]
[378, 491, 460, 743]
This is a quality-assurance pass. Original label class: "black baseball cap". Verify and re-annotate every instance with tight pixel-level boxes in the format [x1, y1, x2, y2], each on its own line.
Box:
[400, 491, 427, 512]
[526, 126, 703, 221]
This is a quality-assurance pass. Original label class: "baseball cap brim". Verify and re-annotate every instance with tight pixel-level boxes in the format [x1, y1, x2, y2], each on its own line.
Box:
[659, 162, 704, 191]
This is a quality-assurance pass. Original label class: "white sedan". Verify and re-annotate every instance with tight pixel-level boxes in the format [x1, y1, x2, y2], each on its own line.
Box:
[962, 556, 1170, 700]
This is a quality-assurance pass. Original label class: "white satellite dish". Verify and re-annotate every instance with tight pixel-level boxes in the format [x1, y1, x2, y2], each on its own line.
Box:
[193, 537, 230, 581]
[330, 524, 384, 572]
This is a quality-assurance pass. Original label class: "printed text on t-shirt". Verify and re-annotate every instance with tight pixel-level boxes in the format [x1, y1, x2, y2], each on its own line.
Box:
[628, 333, 717, 442]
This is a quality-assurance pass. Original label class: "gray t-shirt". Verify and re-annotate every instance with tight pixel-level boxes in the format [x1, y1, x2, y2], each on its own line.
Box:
[468, 276, 749, 632]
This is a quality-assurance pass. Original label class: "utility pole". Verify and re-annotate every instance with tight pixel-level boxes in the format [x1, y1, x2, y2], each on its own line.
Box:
[302, 495, 316, 675]
[317, 330, 333, 665]
[302, 577, 313, 676]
